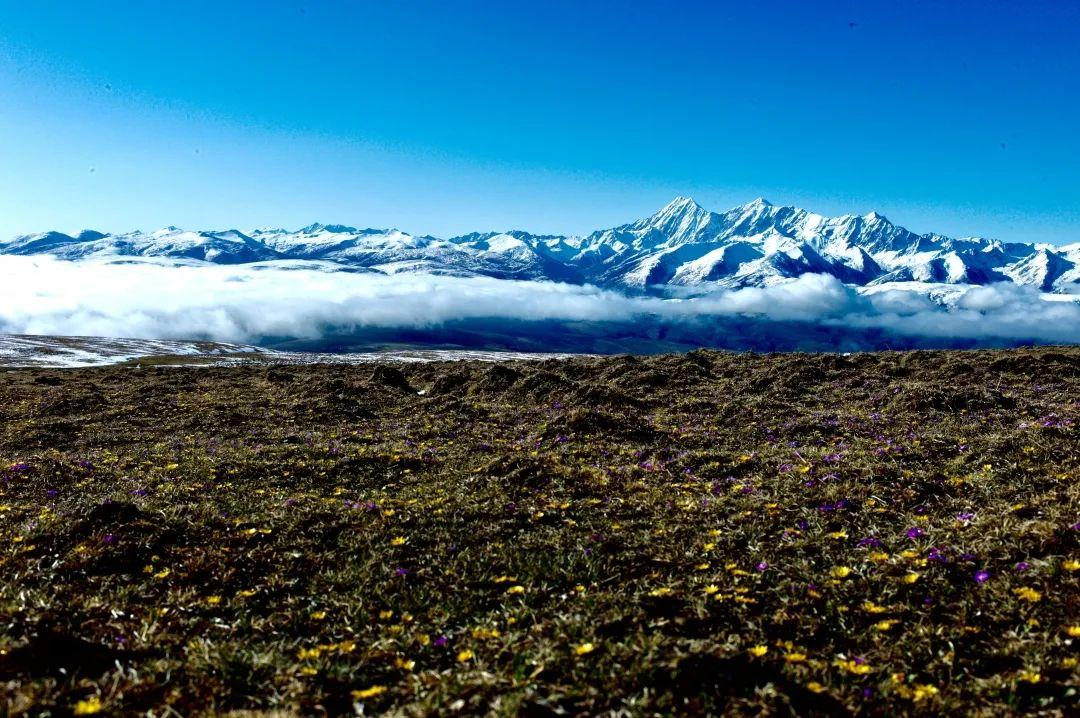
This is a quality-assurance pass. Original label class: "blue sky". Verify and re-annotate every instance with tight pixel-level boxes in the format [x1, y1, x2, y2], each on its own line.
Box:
[0, 0, 1077, 243]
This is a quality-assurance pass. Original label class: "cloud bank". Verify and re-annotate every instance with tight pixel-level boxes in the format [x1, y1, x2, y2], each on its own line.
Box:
[1, 255, 1078, 352]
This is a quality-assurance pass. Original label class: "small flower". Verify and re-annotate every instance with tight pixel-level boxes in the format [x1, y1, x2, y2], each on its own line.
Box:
[1014, 561, 1031, 572]
[1014, 587, 1042, 603]
[911, 683, 939, 702]
[456, 649, 474, 663]
[351, 685, 387, 700]
[703, 584, 720, 595]
[1065, 625, 1080, 638]
[1063, 559, 1080, 572]
[748, 645, 768, 657]
[831, 566, 852, 579]
[905, 527, 925, 540]
[784, 652, 807, 663]
[573, 642, 596, 656]
[901, 572, 920, 584]
[205, 595, 222, 606]
[1017, 670, 1041, 684]
[974, 570, 990, 584]
[390, 536, 407, 546]
[875, 619, 899, 632]
[755, 561, 769, 572]
[73, 696, 103, 715]
[505, 585, 525, 595]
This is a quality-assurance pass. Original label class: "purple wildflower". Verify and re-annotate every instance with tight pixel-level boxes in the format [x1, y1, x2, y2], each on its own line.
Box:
[905, 527, 925, 540]
[755, 561, 769, 572]
[974, 570, 990, 584]
[1014, 562, 1030, 572]
[927, 547, 948, 563]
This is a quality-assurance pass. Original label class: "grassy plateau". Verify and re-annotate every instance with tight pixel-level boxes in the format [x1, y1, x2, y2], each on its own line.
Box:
[1, 348, 1078, 716]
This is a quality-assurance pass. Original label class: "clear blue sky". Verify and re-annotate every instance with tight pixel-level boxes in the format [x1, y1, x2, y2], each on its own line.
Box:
[0, 0, 1077, 243]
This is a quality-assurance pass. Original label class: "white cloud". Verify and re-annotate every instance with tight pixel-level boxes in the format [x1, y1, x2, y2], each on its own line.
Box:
[1, 255, 1078, 349]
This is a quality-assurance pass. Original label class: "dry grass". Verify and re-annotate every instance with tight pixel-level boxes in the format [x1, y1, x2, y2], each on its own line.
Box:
[1, 348, 1078, 716]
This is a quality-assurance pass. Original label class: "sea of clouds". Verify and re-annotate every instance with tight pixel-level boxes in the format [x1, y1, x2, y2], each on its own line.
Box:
[1, 255, 1078, 352]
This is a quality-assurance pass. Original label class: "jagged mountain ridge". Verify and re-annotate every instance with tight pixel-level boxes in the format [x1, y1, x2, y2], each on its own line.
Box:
[3, 198, 1078, 293]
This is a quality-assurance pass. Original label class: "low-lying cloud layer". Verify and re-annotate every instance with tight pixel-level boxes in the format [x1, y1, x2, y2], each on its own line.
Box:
[2, 256, 1078, 352]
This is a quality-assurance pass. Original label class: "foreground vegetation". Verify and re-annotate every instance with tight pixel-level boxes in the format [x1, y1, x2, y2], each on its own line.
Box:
[1, 348, 1078, 716]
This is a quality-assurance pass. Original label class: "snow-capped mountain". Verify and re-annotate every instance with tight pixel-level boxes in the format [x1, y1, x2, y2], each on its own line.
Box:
[4, 198, 1077, 295]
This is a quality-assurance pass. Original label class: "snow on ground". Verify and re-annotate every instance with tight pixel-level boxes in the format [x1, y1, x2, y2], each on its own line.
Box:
[0, 333, 578, 369]
[0, 334, 264, 368]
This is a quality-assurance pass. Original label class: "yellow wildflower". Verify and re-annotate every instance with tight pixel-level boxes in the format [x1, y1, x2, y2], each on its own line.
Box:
[785, 652, 807, 663]
[1013, 587, 1042, 603]
[1017, 671, 1041, 683]
[1062, 559, 1080, 572]
[748, 645, 768, 657]
[73, 696, 103, 715]
[505, 585, 525, 595]
[831, 566, 852, 579]
[875, 620, 899, 632]
[574, 642, 596, 656]
[902, 572, 920, 584]
[703, 584, 720, 595]
[351, 685, 387, 700]
[1066, 625, 1080, 638]
[807, 681, 825, 693]
[911, 683, 939, 702]
[839, 659, 872, 675]
[456, 649, 474, 663]
[390, 536, 407, 546]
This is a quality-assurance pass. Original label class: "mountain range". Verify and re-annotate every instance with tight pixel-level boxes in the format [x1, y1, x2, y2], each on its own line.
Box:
[4, 198, 1079, 295]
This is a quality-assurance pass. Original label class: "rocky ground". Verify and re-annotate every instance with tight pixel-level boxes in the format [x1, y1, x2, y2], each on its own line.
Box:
[1, 348, 1078, 716]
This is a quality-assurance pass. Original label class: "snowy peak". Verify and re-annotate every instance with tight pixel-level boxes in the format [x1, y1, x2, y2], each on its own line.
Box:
[1, 198, 1075, 294]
